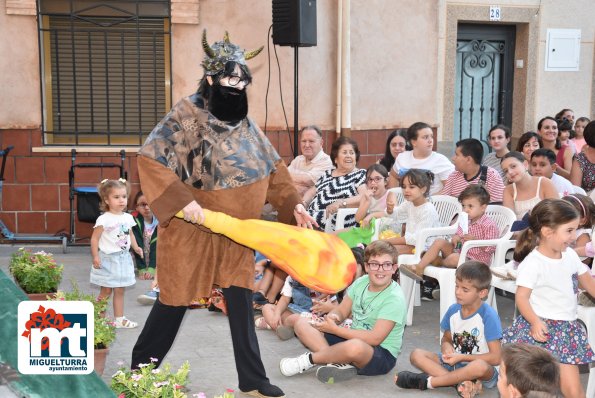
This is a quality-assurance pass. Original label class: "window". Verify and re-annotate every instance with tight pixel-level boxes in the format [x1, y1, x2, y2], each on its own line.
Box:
[38, 0, 171, 145]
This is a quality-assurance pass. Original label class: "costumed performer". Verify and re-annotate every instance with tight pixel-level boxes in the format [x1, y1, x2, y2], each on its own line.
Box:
[131, 30, 316, 398]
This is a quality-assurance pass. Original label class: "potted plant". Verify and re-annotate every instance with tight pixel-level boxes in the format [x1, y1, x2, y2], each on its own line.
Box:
[111, 359, 191, 398]
[54, 283, 116, 375]
[9, 248, 63, 299]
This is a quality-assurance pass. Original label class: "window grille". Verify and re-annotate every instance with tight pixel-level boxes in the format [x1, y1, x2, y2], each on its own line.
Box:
[38, 0, 171, 145]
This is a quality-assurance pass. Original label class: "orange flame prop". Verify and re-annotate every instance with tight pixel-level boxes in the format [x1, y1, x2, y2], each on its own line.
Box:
[175, 209, 356, 294]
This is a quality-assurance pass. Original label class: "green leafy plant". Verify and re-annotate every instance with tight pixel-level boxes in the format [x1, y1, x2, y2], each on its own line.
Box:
[111, 359, 191, 398]
[9, 248, 63, 294]
[53, 282, 116, 348]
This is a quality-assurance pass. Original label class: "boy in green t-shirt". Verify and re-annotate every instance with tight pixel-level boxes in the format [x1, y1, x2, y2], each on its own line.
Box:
[279, 240, 406, 383]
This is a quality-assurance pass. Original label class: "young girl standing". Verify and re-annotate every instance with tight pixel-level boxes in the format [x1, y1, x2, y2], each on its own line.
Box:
[503, 199, 595, 398]
[501, 151, 558, 220]
[91, 179, 143, 328]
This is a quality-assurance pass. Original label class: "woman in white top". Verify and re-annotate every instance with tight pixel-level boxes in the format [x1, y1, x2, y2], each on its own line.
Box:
[388, 122, 454, 195]
[501, 151, 558, 220]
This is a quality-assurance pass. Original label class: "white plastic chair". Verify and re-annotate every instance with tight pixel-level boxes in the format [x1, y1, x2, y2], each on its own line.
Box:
[486, 240, 518, 315]
[397, 195, 462, 325]
[389, 187, 405, 206]
[333, 208, 358, 231]
[400, 205, 516, 326]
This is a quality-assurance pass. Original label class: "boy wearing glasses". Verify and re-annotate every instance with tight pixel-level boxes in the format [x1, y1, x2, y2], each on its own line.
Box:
[279, 240, 406, 383]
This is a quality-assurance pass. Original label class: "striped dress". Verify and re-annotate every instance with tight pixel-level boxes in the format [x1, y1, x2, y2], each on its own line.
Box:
[307, 169, 367, 231]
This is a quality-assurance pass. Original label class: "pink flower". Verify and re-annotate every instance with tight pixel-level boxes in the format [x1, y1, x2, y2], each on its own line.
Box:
[150, 357, 158, 362]
[131, 374, 143, 381]
[119, 394, 126, 398]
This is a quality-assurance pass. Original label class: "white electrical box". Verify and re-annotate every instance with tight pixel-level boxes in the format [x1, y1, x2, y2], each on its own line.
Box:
[545, 29, 581, 71]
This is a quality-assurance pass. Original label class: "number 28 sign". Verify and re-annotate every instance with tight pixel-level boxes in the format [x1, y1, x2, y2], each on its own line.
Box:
[490, 5, 502, 21]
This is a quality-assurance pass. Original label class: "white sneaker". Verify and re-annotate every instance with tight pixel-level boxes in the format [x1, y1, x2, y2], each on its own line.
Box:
[279, 352, 314, 376]
[316, 363, 357, 383]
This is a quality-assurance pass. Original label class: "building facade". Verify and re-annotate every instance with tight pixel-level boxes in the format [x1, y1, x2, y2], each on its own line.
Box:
[0, 0, 593, 236]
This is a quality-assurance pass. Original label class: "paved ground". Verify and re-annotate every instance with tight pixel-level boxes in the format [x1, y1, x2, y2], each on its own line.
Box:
[0, 243, 590, 397]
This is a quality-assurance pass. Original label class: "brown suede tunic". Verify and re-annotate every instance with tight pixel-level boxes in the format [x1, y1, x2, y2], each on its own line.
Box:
[138, 94, 301, 306]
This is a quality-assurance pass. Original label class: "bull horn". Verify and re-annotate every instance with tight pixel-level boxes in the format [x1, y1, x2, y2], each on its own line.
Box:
[244, 46, 264, 60]
[223, 31, 230, 43]
[202, 29, 215, 58]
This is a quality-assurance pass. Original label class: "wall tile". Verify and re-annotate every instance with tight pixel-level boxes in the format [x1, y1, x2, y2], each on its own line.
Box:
[32, 185, 60, 211]
[2, 130, 30, 156]
[15, 157, 44, 183]
[46, 212, 70, 235]
[17, 212, 45, 233]
[45, 157, 71, 183]
[3, 184, 30, 211]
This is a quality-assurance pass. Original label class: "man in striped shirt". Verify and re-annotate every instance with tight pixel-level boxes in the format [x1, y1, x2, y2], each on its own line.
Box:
[440, 139, 505, 203]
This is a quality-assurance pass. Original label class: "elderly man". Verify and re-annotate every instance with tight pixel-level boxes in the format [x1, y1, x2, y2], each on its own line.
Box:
[131, 30, 315, 398]
[288, 125, 333, 198]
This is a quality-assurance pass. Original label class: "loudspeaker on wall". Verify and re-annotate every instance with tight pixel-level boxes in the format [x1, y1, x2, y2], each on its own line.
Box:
[272, 0, 317, 47]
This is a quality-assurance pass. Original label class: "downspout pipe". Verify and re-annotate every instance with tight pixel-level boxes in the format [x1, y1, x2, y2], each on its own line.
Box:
[335, 1, 342, 135]
[340, 0, 351, 137]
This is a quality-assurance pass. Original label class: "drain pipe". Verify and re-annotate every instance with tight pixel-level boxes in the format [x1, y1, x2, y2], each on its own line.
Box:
[335, 0, 342, 136]
[340, 0, 351, 137]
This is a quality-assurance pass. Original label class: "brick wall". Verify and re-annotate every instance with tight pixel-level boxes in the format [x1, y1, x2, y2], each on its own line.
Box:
[0, 126, 432, 238]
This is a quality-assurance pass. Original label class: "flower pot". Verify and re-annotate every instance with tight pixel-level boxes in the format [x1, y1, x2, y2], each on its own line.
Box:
[27, 292, 57, 301]
[94, 347, 109, 376]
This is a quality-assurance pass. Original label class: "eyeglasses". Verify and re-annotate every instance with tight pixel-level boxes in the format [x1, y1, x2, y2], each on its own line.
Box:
[222, 75, 248, 87]
[136, 203, 150, 208]
[367, 177, 385, 183]
[366, 261, 394, 271]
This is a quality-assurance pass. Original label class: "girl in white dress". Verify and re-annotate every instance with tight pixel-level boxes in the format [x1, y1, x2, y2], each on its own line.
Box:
[90, 179, 143, 328]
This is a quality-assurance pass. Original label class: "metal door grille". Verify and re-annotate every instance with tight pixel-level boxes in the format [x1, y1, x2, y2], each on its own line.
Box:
[39, 1, 171, 145]
[454, 39, 504, 144]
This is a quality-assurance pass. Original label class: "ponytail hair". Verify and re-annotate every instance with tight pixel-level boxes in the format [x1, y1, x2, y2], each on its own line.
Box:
[513, 199, 579, 262]
[401, 168, 434, 197]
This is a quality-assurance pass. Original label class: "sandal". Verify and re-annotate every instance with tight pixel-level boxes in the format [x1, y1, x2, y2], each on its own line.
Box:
[456, 380, 482, 398]
[254, 316, 272, 330]
[115, 317, 138, 329]
[395, 371, 428, 390]
[399, 265, 424, 282]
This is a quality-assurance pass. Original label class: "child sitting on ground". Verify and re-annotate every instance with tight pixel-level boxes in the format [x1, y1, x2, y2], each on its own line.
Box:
[255, 276, 314, 340]
[497, 343, 562, 398]
[279, 240, 406, 384]
[529, 149, 575, 196]
[395, 261, 502, 398]
[400, 185, 500, 282]
[256, 247, 365, 339]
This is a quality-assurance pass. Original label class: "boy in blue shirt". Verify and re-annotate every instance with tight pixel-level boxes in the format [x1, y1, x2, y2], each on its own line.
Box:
[396, 261, 502, 397]
[279, 240, 406, 383]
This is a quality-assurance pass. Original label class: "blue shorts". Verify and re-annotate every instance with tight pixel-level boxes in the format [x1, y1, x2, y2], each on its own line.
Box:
[324, 333, 396, 376]
[438, 353, 498, 389]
